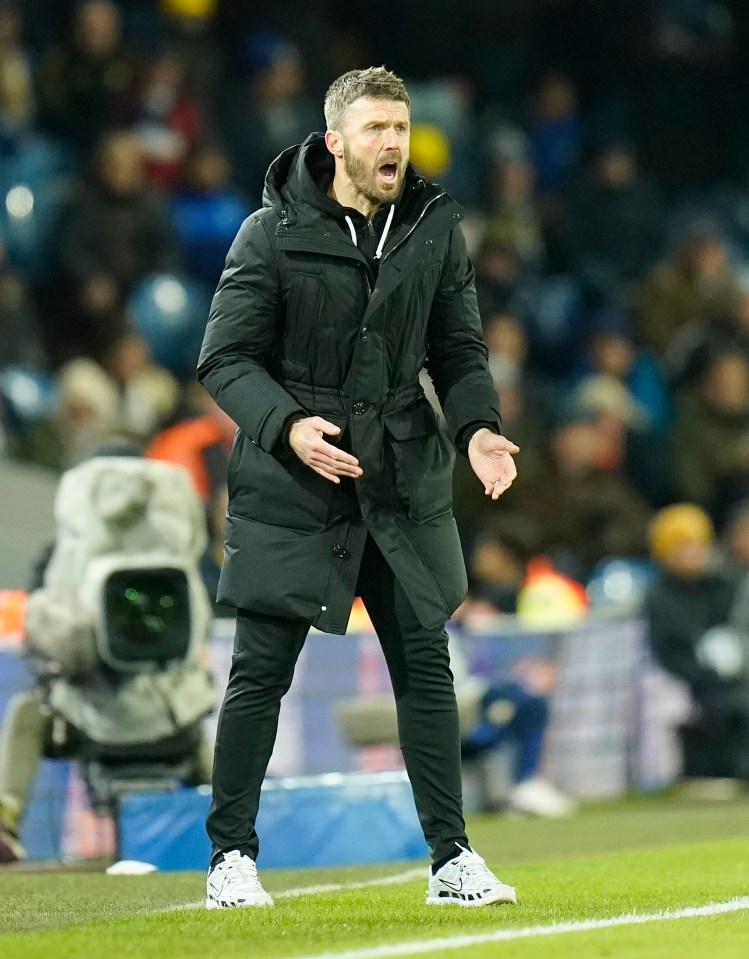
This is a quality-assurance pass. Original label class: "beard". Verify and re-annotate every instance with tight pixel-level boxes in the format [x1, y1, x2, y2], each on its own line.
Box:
[342, 140, 406, 207]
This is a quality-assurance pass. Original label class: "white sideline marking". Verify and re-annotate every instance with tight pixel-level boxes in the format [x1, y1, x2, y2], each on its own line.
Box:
[275, 867, 424, 900]
[159, 866, 425, 913]
[285, 896, 749, 959]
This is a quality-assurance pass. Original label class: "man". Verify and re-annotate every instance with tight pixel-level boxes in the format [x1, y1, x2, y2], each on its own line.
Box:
[198, 67, 519, 909]
[645, 503, 749, 788]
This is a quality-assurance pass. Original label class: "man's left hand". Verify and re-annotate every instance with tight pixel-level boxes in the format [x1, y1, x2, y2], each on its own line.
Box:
[468, 428, 519, 500]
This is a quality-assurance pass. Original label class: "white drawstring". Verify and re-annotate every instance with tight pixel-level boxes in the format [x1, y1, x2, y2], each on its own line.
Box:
[344, 215, 357, 246]
[375, 204, 395, 259]
[344, 205, 395, 259]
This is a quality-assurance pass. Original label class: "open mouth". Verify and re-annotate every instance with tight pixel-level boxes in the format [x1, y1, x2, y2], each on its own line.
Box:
[378, 162, 398, 184]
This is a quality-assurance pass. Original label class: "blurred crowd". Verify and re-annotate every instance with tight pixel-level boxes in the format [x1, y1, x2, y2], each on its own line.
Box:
[3, 0, 749, 613]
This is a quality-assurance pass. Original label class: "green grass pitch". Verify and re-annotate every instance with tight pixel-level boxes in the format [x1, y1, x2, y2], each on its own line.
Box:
[2, 793, 749, 959]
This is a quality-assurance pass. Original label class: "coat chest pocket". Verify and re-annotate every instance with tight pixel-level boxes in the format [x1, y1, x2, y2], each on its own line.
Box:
[382, 399, 455, 523]
[284, 273, 323, 361]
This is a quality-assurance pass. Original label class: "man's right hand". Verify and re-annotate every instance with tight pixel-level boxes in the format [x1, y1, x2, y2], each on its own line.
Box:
[288, 417, 363, 484]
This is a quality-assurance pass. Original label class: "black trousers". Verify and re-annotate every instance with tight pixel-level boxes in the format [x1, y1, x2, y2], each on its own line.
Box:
[206, 533, 469, 866]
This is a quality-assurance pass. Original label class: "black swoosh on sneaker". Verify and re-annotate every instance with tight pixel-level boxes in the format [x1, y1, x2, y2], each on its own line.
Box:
[439, 878, 463, 892]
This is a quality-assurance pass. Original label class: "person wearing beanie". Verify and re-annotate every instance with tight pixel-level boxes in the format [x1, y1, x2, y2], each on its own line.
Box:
[644, 503, 749, 791]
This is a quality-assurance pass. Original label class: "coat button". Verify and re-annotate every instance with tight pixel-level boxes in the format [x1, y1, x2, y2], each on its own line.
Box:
[353, 401, 366, 415]
[425, 239, 433, 246]
[360, 326, 369, 340]
[453, 212, 461, 219]
[333, 544, 350, 560]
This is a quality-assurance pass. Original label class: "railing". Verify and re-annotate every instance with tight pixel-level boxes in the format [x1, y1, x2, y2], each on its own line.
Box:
[0, 612, 692, 862]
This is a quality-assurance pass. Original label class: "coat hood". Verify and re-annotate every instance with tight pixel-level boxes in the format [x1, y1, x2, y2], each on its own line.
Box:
[262, 132, 440, 223]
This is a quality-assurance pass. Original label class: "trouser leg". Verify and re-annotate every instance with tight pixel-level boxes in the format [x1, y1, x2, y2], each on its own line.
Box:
[462, 682, 550, 783]
[206, 608, 309, 863]
[0, 687, 51, 829]
[507, 689, 549, 783]
[357, 535, 469, 865]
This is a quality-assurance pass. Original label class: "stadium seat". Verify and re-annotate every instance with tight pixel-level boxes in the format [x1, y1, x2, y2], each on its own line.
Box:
[586, 557, 654, 611]
[128, 273, 213, 378]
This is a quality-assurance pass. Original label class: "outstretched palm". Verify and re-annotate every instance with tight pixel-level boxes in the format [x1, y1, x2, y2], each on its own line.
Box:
[468, 428, 519, 500]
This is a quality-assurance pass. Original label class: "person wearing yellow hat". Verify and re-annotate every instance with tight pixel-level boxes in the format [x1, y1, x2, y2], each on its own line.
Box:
[408, 123, 451, 180]
[648, 503, 715, 576]
[160, 0, 217, 20]
[644, 503, 749, 793]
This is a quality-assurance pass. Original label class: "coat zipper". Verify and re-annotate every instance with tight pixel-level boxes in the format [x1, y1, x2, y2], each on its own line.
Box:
[379, 192, 447, 266]
[365, 192, 447, 304]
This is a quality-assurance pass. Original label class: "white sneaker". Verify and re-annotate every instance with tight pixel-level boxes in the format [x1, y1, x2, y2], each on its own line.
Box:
[205, 850, 274, 908]
[426, 845, 517, 907]
[0, 822, 24, 864]
[508, 777, 578, 818]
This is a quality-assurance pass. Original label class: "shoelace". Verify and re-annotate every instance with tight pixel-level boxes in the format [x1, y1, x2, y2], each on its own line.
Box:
[453, 847, 496, 882]
[217, 857, 264, 894]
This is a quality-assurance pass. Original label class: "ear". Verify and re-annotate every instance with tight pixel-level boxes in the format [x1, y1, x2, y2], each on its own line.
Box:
[325, 129, 344, 159]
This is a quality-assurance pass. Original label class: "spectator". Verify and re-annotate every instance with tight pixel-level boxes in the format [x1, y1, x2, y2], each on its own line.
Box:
[100, 331, 180, 438]
[461, 514, 539, 617]
[37, 0, 135, 155]
[569, 374, 645, 472]
[452, 635, 576, 818]
[484, 155, 545, 271]
[56, 340, 178, 466]
[558, 142, 662, 305]
[452, 313, 550, 536]
[527, 73, 581, 196]
[169, 141, 250, 288]
[644, 503, 749, 788]
[585, 306, 671, 433]
[505, 412, 651, 581]
[407, 75, 481, 208]
[670, 352, 749, 525]
[582, 307, 672, 505]
[720, 500, 749, 574]
[637, 221, 737, 355]
[159, 0, 223, 124]
[133, 52, 203, 191]
[0, 240, 47, 371]
[59, 131, 182, 313]
[483, 311, 551, 479]
[223, 33, 318, 204]
[473, 238, 536, 320]
[0, 2, 34, 149]
[665, 274, 749, 390]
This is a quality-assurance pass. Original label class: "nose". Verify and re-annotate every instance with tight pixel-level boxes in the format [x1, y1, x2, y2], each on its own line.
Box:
[381, 126, 402, 154]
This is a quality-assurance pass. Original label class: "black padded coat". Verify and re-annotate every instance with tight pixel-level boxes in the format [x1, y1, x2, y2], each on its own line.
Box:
[197, 134, 501, 634]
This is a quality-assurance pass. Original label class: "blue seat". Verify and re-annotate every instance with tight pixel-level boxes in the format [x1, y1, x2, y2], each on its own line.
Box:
[586, 557, 654, 610]
[128, 274, 213, 378]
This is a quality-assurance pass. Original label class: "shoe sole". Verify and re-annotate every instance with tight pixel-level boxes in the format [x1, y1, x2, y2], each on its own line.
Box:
[205, 897, 274, 909]
[426, 890, 517, 907]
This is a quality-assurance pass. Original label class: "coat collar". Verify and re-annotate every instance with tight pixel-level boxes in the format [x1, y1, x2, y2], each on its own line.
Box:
[275, 193, 464, 310]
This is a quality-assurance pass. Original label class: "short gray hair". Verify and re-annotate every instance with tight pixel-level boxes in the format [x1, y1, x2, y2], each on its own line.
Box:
[324, 66, 410, 131]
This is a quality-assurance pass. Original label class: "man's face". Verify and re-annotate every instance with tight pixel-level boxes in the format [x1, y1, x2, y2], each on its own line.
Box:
[336, 97, 410, 207]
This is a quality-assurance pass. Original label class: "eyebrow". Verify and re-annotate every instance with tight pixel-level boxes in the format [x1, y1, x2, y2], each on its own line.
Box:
[366, 119, 410, 128]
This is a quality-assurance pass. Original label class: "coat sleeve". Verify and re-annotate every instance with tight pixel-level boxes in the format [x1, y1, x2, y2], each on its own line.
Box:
[197, 213, 306, 453]
[425, 226, 502, 454]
